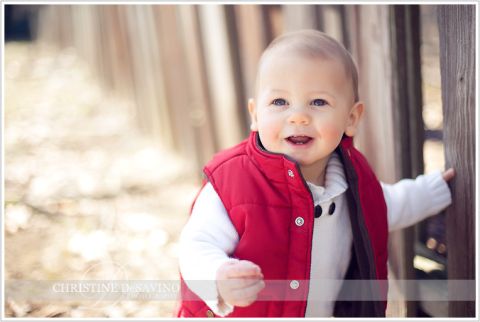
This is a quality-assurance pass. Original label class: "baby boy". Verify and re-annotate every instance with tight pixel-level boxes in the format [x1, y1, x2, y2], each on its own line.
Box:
[176, 29, 454, 318]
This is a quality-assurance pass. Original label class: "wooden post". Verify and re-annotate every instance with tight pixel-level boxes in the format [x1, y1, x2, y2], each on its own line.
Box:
[321, 5, 344, 44]
[232, 5, 269, 100]
[282, 4, 322, 32]
[57, 6, 74, 48]
[389, 5, 424, 317]
[153, 5, 194, 166]
[177, 5, 218, 174]
[123, 5, 173, 148]
[349, 5, 397, 181]
[102, 6, 136, 101]
[232, 5, 270, 131]
[72, 6, 103, 81]
[224, 5, 249, 135]
[437, 5, 475, 317]
[197, 5, 244, 150]
[261, 5, 284, 41]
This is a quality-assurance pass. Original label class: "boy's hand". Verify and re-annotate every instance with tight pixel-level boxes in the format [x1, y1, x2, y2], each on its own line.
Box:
[442, 168, 455, 182]
[216, 260, 265, 308]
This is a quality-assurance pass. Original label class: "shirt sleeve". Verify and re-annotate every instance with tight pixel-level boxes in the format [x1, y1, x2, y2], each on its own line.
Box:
[381, 170, 452, 232]
[178, 182, 239, 316]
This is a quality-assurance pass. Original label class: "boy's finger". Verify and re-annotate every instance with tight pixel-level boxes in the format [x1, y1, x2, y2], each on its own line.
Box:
[230, 280, 265, 302]
[442, 168, 455, 181]
[225, 261, 262, 278]
[222, 276, 263, 290]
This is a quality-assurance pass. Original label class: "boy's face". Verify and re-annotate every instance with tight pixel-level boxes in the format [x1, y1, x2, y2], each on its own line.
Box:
[249, 52, 363, 172]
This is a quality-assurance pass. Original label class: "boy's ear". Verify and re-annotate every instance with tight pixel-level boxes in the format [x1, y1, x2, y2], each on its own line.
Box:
[345, 101, 364, 137]
[248, 98, 258, 131]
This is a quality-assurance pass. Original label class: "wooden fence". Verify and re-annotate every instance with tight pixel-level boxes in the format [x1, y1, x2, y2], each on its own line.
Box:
[438, 5, 475, 317]
[34, 5, 360, 176]
[23, 3, 476, 317]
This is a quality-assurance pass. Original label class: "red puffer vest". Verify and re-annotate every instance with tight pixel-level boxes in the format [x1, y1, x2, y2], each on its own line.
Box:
[175, 131, 388, 317]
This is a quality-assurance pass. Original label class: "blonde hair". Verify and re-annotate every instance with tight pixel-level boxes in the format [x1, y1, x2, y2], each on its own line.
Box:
[256, 29, 359, 102]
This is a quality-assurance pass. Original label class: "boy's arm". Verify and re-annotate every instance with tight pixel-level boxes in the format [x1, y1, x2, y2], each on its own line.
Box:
[179, 182, 239, 316]
[381, 170, 453, 232]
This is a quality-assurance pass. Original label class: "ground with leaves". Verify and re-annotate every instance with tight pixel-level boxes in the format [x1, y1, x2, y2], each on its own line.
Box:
[5, 42, 199, 317]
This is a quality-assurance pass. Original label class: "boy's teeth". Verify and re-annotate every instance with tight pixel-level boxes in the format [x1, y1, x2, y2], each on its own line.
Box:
[287, 136, 311, 144]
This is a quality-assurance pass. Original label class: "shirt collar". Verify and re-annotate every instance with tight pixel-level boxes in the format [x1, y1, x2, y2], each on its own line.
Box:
[306, 152, 348, 205]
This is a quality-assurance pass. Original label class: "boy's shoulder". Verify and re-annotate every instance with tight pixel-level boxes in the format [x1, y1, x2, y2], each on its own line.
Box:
[205, 137, 250, 173]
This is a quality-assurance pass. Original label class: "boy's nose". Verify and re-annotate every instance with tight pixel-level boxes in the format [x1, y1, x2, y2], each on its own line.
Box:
[287, 108, 310, 125]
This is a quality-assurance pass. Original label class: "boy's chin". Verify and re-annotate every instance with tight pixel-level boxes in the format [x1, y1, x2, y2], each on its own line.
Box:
[290, 157, 317, 167]
[295, 156, 332, 168]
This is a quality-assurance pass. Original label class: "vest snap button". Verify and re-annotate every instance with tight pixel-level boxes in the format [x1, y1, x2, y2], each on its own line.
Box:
[295, 217, 304, 226]
[287, 169, 294, 178]
[206, 309, 214, 317]
[290, 280, 300, 289]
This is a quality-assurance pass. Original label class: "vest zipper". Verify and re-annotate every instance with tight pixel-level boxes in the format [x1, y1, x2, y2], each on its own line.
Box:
[293, 161, 316, 317]
[253, 133, 315, 317]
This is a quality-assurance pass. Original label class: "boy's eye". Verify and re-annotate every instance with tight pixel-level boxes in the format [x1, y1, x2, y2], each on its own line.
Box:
[312, 99, 328, 106]
[272, 98, 287, 106]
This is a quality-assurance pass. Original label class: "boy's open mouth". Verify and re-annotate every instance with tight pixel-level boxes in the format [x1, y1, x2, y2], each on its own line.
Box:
[286, 135, 313, 145]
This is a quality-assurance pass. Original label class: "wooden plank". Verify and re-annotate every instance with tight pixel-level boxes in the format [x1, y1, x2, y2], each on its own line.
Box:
[343, 5, 360, 57]
[224, 5, 249, 135]
[349, 5, 397, 182]
[262, 5, 283, 41]
[389, 5, 424, 317]
[37, 5, 62, 46]
[177, 4, 219, 171]
[124, 5, 173, 147]
[437, 4, 475, 317]
[336, 5, 350, 53]
[153, 5, 201, 171]
[91, 5, 104, 79]
[321, 5, 343, 44]
[101, 5, 135, 100]
[197, 5, 244, 150]
[121, 5, 149, 133]
[57, 5, 74, 47]
[391, 5, 424, 178]
[71, 6, 100, 77]
[282, 4, 321, 31]
[232, 5, 269, 125]
[96, 5, 116, 91]
[88, 5, 104, 79]
[110, 4, 138, 123]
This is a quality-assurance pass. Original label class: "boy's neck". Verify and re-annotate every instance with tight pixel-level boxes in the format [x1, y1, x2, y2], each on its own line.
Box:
[299, 157, 330, 187]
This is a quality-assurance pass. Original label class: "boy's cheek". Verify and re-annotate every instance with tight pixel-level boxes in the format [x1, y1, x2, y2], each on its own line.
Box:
[258, 130, 277, 147]
[319, 124, 345, 145]
[257, 119, 282, 137]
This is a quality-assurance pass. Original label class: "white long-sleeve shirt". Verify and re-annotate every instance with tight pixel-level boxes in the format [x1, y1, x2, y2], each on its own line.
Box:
[179, 153, 452, 317]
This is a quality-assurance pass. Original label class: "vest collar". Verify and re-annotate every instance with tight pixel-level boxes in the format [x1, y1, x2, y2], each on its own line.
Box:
[246, 131, 351, 194]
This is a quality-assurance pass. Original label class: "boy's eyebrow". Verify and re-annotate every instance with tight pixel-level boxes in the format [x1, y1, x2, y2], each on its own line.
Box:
[263, 89, 338, 104]
[266, 88, 288, 93]
[306, 90, 336, 97]
[266, 88, 336, 97]
[302, 90, 337, 103]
